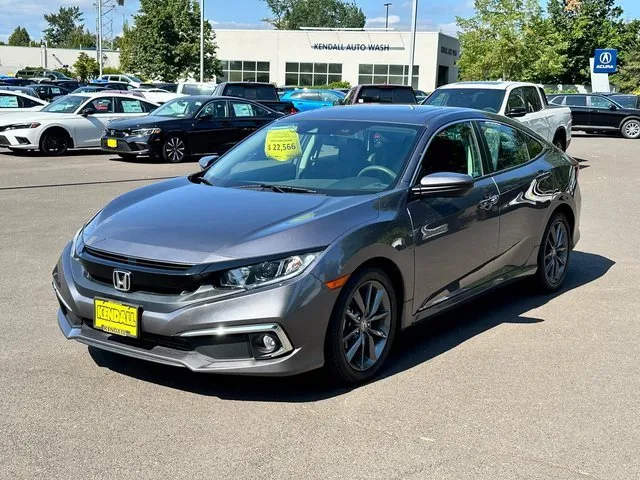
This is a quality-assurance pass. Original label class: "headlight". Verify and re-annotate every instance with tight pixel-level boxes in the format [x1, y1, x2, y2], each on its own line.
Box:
[129, 127, 161, 136]
[71, 227, 84, 258]
[219, 253, 319, 289]
[5, 122, 41, 130]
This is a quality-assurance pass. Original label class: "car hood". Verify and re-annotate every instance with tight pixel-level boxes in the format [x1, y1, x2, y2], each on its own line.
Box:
[106, 115, 180, 130]
[0, 111, 71, 125]
[82, 177, 380, 265]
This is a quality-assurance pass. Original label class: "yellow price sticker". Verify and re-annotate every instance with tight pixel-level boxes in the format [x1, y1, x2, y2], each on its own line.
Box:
[265, 127, 301, 161]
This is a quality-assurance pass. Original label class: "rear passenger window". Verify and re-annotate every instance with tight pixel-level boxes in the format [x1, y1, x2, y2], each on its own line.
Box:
[525, 135, 544, 159]
[0, 94, 19, 108]
[478, 122, 530, 172]
[566, 96, 586, 106]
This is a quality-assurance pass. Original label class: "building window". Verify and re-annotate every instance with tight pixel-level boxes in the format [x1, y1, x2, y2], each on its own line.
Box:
[285, 62, 342, 86]
[218, 61, 270, 83]
[358, 64, 419, 88]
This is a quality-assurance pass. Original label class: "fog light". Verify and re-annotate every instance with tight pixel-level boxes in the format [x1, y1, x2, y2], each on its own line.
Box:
[262, 334, 278, 352]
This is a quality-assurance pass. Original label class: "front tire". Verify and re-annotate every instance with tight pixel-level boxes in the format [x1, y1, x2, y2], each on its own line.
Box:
[534, 212, 571, 292]
[162, 135, 187, 163]
[324, 268, 397, 385]
[621, 119, 640, 139]
[39, 130, 69, 156]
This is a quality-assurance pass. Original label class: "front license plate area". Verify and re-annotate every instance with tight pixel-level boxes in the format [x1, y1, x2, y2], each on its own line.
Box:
[94, 298, 139, 338]
[106, 138, 117, 148]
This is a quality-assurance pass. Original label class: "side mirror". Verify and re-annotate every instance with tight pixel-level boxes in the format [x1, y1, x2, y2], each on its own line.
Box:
[411, 172, 474, 198]
[198, 154, 219, 170]
[81, 107, 96, 116]
[609, 104, 618, 111]
[506, 106, 527, 118]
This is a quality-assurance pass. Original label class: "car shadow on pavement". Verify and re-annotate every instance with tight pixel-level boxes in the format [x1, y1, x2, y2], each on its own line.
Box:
[88, 251, 614, 402]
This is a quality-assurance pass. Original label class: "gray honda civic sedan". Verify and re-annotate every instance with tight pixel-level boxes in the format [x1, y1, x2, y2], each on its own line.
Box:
[53, 105, 581, 384]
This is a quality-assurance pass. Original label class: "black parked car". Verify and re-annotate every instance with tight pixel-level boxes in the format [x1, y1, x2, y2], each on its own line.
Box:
[31, 84, 72, 102]
[548, 93, 640, 139]
[0, 77, 37, 87]
[603, 93, 640, 110]
[48, 80, 85, 91]
[101, 95, 283, 162]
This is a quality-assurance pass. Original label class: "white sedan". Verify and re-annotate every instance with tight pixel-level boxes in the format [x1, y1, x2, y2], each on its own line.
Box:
[0, 90, 47, 114]
[0, 93, 158, 155]
[132, 88, 183, 105]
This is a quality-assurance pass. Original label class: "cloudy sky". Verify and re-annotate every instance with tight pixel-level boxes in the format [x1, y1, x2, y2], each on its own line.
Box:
[0, 0, 639, 43]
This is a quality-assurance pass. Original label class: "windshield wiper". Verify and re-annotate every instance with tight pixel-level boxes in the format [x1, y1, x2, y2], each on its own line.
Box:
[191, 174, 214, 186]
[237, 183, 318, 194]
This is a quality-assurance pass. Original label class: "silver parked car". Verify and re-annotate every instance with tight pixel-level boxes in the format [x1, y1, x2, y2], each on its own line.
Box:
[53, 105, 581, 385]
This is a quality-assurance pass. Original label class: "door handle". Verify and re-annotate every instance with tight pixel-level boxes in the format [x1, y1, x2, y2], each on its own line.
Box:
[478, 194, 499, 210]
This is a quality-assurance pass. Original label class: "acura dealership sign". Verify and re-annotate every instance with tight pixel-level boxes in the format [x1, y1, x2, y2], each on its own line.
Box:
[311, 43, 391, 52]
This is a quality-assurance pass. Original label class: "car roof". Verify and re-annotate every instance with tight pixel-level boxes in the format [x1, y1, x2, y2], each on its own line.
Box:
[281, 104, 488, 126]
[440, 81, 542, 90]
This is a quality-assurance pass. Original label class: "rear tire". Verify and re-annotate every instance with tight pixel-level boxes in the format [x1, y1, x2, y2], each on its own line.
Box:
[39, 129, 69, 156]
[162, 135, 187, 163]
[621, 119, 640, 139]
[324, 268, 397, 385]
[534, 212, 572, 292]
[552, 133, 566, 151]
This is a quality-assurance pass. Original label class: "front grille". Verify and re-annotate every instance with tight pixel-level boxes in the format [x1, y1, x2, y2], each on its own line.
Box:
[85, 246, 193, 271]
[79, 247, 204, 295]
[105, 129, 127, 138]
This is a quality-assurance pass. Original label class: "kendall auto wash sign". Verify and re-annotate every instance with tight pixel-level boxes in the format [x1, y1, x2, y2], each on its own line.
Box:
[593, 49, 617, 73]
[312, 43, 391, 52]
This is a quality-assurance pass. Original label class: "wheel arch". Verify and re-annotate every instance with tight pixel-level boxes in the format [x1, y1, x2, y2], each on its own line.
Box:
[39, 125, 74, 149]
[618, 115, 640, 129]
[552, 126, 567, 149]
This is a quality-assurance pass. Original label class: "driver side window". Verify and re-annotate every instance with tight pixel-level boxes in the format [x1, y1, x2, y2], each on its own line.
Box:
[418, 122, 484, 180]
[199, 100, 228, 118]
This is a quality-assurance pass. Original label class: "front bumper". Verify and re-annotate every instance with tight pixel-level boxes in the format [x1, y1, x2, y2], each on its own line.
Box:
[100, 134, 160, 157]
[54, 243, 338, 375]
[0, 128, 39, 149]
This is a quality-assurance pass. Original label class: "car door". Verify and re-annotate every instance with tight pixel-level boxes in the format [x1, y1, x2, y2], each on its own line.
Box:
[588, 95, 624, 129]
[521, 86, 551, 141]
[564, 95, 589, 127]
[74, 96, 118, 147]
[228, 100, 276, 145]
[188, 100, 236, 155]
[406, 121, 501, 313]
[476, 120, 555, 273]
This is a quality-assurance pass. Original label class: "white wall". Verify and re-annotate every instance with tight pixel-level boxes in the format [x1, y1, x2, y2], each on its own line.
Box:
[215, 29, 459, 90]
[0, 45, 120, 75]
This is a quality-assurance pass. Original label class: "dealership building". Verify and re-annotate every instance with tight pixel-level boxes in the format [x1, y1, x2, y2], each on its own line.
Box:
[214, 29, 459, 91]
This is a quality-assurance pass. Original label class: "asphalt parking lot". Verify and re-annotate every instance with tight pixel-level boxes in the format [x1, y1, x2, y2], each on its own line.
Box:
[1, 136, 638, 480]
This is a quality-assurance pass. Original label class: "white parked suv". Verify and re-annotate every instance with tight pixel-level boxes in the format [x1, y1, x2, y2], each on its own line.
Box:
[98, 74, 143, 88]
[424, 81, 573, 151]
[0, 93, 158, 155]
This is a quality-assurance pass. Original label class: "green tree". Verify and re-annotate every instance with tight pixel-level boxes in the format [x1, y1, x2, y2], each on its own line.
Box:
[73, 52, 99, 81]
[8, 26, 31, 46]
[262, 0, 365, 29]
[44, 6, 96, 48]
[456, 0, 567, 82]
[119, 0, 221, 81]
[547, 0, 634, 84]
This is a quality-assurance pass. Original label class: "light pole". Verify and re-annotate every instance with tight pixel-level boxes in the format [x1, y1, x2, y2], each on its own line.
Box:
[200, 0, 204, 82]
[407, 0, 417, 88]
[98, 0, 103, 76]
[384, 3, 392, 29]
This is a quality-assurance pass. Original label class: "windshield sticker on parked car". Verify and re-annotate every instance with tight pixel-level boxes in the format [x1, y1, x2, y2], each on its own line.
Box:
[121, 100, 143, 113]
[0, 96, 18, 108]
[265, 127, 301, 161]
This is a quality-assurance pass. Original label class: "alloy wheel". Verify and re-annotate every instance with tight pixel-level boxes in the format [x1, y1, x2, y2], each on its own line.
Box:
[341, 280, 392, 371]
[623, 121, 640, 138]
[543, 220, 569, 285]
[164, 137, 185, 163]
[43, 134, 67, 155]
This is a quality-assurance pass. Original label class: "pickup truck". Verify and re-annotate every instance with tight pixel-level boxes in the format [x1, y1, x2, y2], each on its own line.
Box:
[212, 82, 298, 115]
[423, 81, 572, 151]
[341, 84, 418, 105]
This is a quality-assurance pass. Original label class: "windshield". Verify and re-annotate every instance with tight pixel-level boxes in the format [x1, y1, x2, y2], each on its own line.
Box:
[41, 95, 86, 113]
[126, 74, 143, 83]
[151, 98, 204, 118]
[50, 72, 67, 79]
[424, 88, 506, 113]
[358, 87, 416, 104]
[181, 83, 216, 95]
[204, 119, 422, 195]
